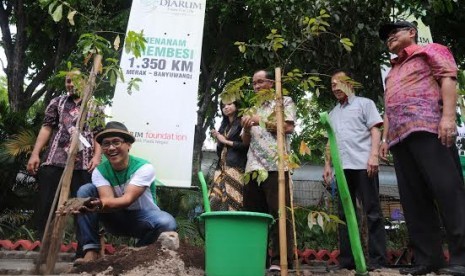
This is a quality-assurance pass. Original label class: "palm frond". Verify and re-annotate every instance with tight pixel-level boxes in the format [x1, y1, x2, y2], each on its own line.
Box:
[176, 217, 204, 246]
[3, 129, 38, 157]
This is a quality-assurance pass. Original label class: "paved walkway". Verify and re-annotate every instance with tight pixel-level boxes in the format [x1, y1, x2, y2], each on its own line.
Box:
[0, 251, 445, 276]
[0, 251, 73, 275]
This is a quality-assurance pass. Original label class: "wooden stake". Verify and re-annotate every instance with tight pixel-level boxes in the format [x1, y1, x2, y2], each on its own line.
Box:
[36, 54, 103, 275]
[289, 178, 300, 275]
[274, 67, 288, 276]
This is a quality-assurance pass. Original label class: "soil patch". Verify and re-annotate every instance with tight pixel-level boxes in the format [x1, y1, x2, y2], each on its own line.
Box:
[71, 240, 204, 275]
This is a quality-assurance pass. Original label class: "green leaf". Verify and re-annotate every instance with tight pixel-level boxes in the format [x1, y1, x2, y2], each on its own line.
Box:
[243, 173, 250, 184]
[52, 4, 63, 22]
[113, 35, 121, 51]
[127, 77, 142, 94]
[109, 70, 116, 86]
[67, 10, 76, 26]
[342, 44, 352, 52]
[307, 212, 316, 230]
[257, 170, 268, 184]
[48, 1, 57, 15]
[125, 30, 147, 58]
[317, 213, 324, 230]
[39, 0, 52, 7]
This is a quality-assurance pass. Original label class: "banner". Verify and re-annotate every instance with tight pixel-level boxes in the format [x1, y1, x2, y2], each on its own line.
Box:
[111, 0, 206, 187]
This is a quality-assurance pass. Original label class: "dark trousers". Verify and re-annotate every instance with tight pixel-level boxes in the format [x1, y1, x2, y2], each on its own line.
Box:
[243, 171, 294, 267]
[34, 165, 91, 256]
[391, 132, 465, 267]
[337, 169, 387, 268]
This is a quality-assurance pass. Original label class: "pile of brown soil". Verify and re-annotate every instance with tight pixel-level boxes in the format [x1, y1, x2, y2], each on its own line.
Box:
[70, 241, 204, 275]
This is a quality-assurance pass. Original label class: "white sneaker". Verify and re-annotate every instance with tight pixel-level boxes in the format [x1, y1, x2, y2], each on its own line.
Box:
[269, 264, 281, 272]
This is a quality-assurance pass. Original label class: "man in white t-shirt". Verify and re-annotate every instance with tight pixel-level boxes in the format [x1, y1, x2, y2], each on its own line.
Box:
[72, 121, 176, 263]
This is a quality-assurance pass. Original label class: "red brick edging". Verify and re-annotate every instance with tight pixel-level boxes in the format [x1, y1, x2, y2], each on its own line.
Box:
[0, 240, 115, 254]
[2, 240, 450, 265]
[296, 248, 449, 265]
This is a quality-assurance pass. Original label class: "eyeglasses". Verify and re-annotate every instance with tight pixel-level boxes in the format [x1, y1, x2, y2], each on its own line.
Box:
[101, 139, 125, 150]
[386, 27, 412, 39]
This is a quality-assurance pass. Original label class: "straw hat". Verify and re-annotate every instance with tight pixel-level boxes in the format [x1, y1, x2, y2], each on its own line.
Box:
[95, 121, 135, 144]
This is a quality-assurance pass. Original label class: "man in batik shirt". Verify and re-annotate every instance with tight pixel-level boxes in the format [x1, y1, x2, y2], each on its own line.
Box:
[27, 75, 104, 242]
[379, 21, 465, 276]
[241, 69, 297, 272]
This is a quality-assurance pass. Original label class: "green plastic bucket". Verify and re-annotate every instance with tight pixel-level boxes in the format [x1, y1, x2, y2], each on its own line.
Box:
[200, 211, 273, 276]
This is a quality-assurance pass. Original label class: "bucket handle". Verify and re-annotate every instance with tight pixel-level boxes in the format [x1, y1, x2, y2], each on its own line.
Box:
[198, 171, 211, 213]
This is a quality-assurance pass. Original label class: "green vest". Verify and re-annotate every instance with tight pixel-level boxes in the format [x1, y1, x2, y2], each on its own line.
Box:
[97, 155, 157, 204]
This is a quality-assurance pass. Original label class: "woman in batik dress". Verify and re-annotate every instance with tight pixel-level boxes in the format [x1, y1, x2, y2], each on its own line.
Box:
[209, 100, 249, 211]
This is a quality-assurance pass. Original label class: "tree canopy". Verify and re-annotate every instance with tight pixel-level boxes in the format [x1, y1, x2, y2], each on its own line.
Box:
[0, 0, 131, 112]
[0, 0, 464, 181]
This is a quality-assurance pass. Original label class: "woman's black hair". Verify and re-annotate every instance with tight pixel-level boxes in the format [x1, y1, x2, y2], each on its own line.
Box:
[218, 100, 241, 134]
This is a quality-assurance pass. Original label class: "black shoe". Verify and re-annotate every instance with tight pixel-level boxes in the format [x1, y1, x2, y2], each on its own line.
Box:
[368, 265, 385, 272]
[399, 265, 435, 275]
[327, 264, 355, 272]
[438, 265, 465, 276]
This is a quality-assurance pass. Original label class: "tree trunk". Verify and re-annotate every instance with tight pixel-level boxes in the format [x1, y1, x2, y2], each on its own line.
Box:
[0, 0, 77, 113]
[190, 56, 222, 185]
[4, 0, 27, 112]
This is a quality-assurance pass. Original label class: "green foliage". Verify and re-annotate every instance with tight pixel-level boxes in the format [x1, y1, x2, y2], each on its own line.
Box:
[395, 0, 465, 67]
[125, 30, 147, 58]
[243, 169, 269, 185]
[2, 129, 37, 157]
[293, 206, 338, 250]
[0, 209, 35, 240]
[266, 29, 286, 52]
[0, 86, 44, 211]
[78, 33, 112, 56]
[103, 58, 124, 87]
[221, 1, 391, 165]
[220, 76, 251, 105]
[0, 76, 7, 105]
[236, 9, 354, 67]
[385, 220, 409, 250]
[156, 187, 204, 245]
[127, 78, 142, 95]
[307, 210, 345, 234]
[176, 218, 204, 247]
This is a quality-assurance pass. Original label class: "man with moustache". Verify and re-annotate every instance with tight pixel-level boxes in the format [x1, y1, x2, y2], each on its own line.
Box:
[323, 71, 386, 271]
[241, 69, 297, 272]
[27, 74, 103, 243]
[379, 21, 465, 275]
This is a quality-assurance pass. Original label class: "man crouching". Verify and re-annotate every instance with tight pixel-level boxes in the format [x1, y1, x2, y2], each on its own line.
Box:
[71, 121, 177, 263]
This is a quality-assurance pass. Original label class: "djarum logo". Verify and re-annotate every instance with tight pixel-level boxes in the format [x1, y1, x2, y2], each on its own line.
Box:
[158, 0, 203, 10]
